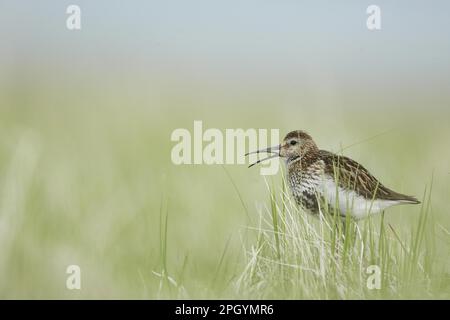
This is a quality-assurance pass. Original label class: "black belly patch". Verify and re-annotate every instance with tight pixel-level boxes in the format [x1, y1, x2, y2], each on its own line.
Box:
[295, 190, 320, 214]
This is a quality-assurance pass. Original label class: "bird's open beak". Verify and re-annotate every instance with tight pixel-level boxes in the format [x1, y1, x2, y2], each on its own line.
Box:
[245, 144, 280, 168]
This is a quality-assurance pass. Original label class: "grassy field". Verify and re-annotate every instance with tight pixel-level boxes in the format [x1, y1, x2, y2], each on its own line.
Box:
[0, 79, 449, 299]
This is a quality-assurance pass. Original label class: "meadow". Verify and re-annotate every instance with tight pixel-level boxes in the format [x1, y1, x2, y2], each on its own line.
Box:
[0, 78, 449, 299]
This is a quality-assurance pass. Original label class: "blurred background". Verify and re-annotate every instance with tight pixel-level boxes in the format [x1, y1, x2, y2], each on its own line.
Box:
[0, 0, 449, 298]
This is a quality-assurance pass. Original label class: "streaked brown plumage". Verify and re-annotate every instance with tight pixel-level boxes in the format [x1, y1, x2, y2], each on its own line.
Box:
[248, 130, 420, 220]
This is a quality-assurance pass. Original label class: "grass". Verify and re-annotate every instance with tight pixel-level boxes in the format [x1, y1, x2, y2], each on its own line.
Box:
[0, 80, 449, 299]
[236, 175, 444, 299]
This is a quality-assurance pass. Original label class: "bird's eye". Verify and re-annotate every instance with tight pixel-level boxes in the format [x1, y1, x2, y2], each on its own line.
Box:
[290, 140, 297, 146]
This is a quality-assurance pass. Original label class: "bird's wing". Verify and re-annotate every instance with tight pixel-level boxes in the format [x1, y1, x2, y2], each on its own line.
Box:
[319, 150, 419, 203]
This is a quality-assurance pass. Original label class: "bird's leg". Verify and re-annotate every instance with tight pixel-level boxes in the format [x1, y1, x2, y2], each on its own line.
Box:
[333, 220, 345, 238]
[331, 219, 345, 263]
[341, 219, 347, 239]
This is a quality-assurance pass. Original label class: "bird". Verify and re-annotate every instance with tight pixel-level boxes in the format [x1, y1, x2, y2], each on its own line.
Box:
[246, 130, 420, 220]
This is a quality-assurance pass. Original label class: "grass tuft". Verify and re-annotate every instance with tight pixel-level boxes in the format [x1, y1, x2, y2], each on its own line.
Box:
[236, 176, 445, 299]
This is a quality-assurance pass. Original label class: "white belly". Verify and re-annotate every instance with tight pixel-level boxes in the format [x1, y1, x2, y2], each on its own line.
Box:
[319, 178, 401, 220]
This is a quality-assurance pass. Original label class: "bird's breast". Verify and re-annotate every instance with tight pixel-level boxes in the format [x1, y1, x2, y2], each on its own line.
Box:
[287, 164, 323, 214]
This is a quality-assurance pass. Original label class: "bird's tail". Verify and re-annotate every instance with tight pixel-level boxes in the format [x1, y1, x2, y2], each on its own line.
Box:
[393, 193, 421, 204]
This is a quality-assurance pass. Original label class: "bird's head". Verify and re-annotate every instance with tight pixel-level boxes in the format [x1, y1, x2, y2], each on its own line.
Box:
[279, 130, 318, 163]
[246, 130, 318, 167]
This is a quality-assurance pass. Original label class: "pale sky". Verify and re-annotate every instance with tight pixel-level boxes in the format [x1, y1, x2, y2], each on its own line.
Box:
[1, 1, 449, 99]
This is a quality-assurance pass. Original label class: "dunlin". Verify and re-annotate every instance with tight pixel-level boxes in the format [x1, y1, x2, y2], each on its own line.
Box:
[247, 130, 420, 220]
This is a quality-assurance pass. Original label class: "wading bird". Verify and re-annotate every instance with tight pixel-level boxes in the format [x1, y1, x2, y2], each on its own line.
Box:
[246, 130, 420, 220]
